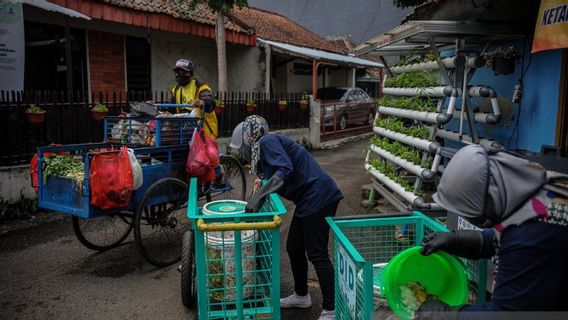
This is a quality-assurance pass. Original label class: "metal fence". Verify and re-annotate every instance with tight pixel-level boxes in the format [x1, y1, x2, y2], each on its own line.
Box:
[0, 90, 308, 166]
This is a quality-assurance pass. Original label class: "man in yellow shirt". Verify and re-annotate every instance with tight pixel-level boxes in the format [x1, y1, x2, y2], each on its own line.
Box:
[171, 58, 218, 141]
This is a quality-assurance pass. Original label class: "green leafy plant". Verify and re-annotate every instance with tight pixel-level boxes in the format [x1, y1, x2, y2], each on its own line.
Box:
[375, 117, 431, 140]
[378, 96, 437, 113]
[383, 70, 439, 88]
[93, 103, 108, 112]
[482, 46, 522, 67]
[368, 158, 424, 197]
[246, 99, 256, 106]
[371, 136, 422, 165]
[393, 53, 436, 67]
[26, 104, 45, 114]
[392, 0, 428, 9]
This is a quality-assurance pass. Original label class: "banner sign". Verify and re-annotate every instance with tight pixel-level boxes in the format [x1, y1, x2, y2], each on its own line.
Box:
[532, 0, 568, 53]
[0, 1, 24, 92]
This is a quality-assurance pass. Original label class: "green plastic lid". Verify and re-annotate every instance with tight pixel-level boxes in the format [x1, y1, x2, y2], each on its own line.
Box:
[382, 246, 469, 320]
[203, 200, 247, 215]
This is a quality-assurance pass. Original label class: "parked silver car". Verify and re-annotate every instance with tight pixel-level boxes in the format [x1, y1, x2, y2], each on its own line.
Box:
[318, 87, 377, 131]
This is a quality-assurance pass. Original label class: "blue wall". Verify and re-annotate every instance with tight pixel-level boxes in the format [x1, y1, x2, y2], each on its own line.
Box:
[444, 44, 563, 152]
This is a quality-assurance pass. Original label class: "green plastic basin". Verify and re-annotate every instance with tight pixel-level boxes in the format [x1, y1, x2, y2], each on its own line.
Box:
[382, 246, 469, 320]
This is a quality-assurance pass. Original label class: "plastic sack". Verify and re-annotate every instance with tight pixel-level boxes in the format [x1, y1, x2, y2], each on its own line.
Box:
[90, 147, 133, 209]
[186, 128, 219, 183]
[127, 148, 143, 190]
[130, 102, 158, 117]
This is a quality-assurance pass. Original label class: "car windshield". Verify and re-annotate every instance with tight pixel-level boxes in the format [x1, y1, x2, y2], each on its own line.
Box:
[317, 88, 347, 100]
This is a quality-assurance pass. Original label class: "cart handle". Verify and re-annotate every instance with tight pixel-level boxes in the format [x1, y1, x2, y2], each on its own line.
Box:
[196, 215, 282, 231]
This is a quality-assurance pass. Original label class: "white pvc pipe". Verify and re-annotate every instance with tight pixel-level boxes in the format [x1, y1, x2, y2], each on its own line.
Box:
[373, 126, 433, 152]
[490, 97, 501, 117]
[431, 153, 442, 173]
[364, 163, 420, 204]
[452, 111, 494, 124]
[378, 106, 440, 123]
[382, 86, 447, 97]
[390, 56, 464, 74]
[436, 129, 496, 147]
[370, 144, 426, 177]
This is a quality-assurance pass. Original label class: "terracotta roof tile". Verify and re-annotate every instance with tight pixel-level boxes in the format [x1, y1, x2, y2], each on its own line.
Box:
[100, 0, 245, 32]
[326, 36, 358, 54]
[233, 6, 343, 53]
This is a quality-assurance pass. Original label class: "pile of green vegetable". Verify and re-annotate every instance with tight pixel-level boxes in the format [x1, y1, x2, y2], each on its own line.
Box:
[42, 154, 84, 182]
[383, 70, 439, 88]
[375, 118, 431, 140]
[378, 96, 437, 113]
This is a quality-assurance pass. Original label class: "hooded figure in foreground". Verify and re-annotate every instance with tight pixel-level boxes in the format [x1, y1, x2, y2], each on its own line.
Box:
[230, 115, 343, 320]
[416, 145, 568, 320]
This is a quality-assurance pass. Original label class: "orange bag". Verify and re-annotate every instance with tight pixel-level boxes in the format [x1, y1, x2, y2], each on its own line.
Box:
[90, 147, 133, 209]
[186, 129, 219, 183]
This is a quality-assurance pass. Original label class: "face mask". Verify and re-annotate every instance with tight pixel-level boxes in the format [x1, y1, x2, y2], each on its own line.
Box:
[239, 144, 252, 164]
[176, 75, 190, 86]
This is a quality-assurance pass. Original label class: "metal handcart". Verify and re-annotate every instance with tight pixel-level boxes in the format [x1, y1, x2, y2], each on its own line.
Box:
[327, 212, 487, 320]
[35, 104, 246, 267]
[181, 178, 287, 319]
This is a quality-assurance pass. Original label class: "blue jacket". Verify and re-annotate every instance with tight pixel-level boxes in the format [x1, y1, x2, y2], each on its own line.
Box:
[259, 134, 343, 217]
[459, 220, 568, 318]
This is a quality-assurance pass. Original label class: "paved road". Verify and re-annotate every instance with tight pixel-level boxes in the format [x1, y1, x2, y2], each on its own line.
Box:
[0, 138, 389, 320]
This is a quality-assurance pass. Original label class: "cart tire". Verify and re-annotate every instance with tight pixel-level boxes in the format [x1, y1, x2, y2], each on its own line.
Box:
[134, 178, 190, 267]
[207, 154, 246, 201]
[72, 213, 133, 251]
[181, 231, 196, 309]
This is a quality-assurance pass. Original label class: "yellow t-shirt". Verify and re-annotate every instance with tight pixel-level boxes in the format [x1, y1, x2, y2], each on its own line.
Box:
[172, 80, 218, 140]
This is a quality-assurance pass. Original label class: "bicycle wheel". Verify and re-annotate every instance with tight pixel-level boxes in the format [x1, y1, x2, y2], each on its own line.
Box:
[72, 213, 133, 251]
[208, 154, 246, 201]
[134, 178, 190, 267]
[181, 230, 196, 309]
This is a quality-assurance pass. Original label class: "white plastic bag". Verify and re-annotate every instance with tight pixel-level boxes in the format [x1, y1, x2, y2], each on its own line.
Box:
[127, 148, 143, 190]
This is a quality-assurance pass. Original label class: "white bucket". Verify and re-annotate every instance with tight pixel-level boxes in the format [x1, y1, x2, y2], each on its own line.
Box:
[202, 200, 256, 301]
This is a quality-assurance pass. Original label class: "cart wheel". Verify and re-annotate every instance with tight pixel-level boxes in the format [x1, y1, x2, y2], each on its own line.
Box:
[208, 154, 246, 201]
[72, 212, 133, 251]
[134, 178, 190, 267]
[181, 230, 196, 309]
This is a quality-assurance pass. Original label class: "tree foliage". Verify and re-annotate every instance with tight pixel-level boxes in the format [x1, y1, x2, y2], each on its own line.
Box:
[392, 0, 427, 9]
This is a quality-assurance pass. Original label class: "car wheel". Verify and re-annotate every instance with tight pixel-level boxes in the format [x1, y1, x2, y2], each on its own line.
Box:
[339, 115, 348, 130]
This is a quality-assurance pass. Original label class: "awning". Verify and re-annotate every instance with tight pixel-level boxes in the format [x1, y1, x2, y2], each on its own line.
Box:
[21, 0, 91, 20]
[259, 39, 383, 68]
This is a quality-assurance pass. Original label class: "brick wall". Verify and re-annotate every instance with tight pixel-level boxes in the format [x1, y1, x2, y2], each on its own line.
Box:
[88, 30, 125, 93]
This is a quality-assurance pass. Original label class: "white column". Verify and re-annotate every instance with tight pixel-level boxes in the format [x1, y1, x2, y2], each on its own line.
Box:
[265, 44, 271, 94]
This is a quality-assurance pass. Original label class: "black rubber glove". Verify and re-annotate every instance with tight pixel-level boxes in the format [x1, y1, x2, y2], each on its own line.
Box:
[420, 230, 486, 260]
[414, 299, 461, 320]
[245, 175, 284, 213]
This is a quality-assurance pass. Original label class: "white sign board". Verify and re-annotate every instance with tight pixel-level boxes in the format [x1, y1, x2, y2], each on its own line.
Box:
[337, 245, 356, 318]
[0, 1, 24, 92]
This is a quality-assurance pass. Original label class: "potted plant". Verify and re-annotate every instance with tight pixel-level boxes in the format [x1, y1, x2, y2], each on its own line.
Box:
[91, 103, 109, 123]
[246, 99, 256, 113]
[482, 46, 522, 75]
[214, 99, 224, 114]
[278, 100, 288, 111]
[25, 104, 46, 125]
[300, 94, 309, 110]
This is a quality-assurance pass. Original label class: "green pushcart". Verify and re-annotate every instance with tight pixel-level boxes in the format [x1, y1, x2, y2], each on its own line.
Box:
[181, 178, 287, 319]
[327, 211, 488, 320]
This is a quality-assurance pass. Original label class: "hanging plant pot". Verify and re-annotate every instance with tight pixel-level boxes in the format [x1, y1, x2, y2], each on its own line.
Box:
[246, 104, 256, 113]
[300, 100, 309, 110]
[25, 109, 46, 125]
[91, 109, 109, 123]
[278, 104, 287, 111]
[215, 105, 225, 114]
[492, 57, 516, 75]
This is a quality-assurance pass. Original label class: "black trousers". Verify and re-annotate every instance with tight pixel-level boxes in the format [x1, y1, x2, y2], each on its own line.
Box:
[286, 201, 340, 311]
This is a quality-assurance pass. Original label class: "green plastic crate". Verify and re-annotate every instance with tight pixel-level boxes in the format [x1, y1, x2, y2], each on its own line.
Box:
[188, 178, 287, 319]
[327, 211, 487, 320]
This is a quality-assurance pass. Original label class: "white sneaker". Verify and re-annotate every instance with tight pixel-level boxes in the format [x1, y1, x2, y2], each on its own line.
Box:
[318, 309, 335, 320]
[280, 292, 312, 308]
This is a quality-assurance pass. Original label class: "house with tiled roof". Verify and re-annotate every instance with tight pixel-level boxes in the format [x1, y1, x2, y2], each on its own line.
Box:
[12, 0, 380, 96]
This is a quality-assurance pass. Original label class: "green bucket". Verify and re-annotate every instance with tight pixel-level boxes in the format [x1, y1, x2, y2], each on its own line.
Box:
[382, 246, 469, 320]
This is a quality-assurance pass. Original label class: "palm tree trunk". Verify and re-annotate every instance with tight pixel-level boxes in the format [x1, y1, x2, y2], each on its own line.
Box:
[216, 11, 228, 93]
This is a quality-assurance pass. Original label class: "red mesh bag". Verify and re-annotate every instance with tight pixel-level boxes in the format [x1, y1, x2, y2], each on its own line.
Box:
[89, 147, 133, 209]
[186, 129, 219, 183]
